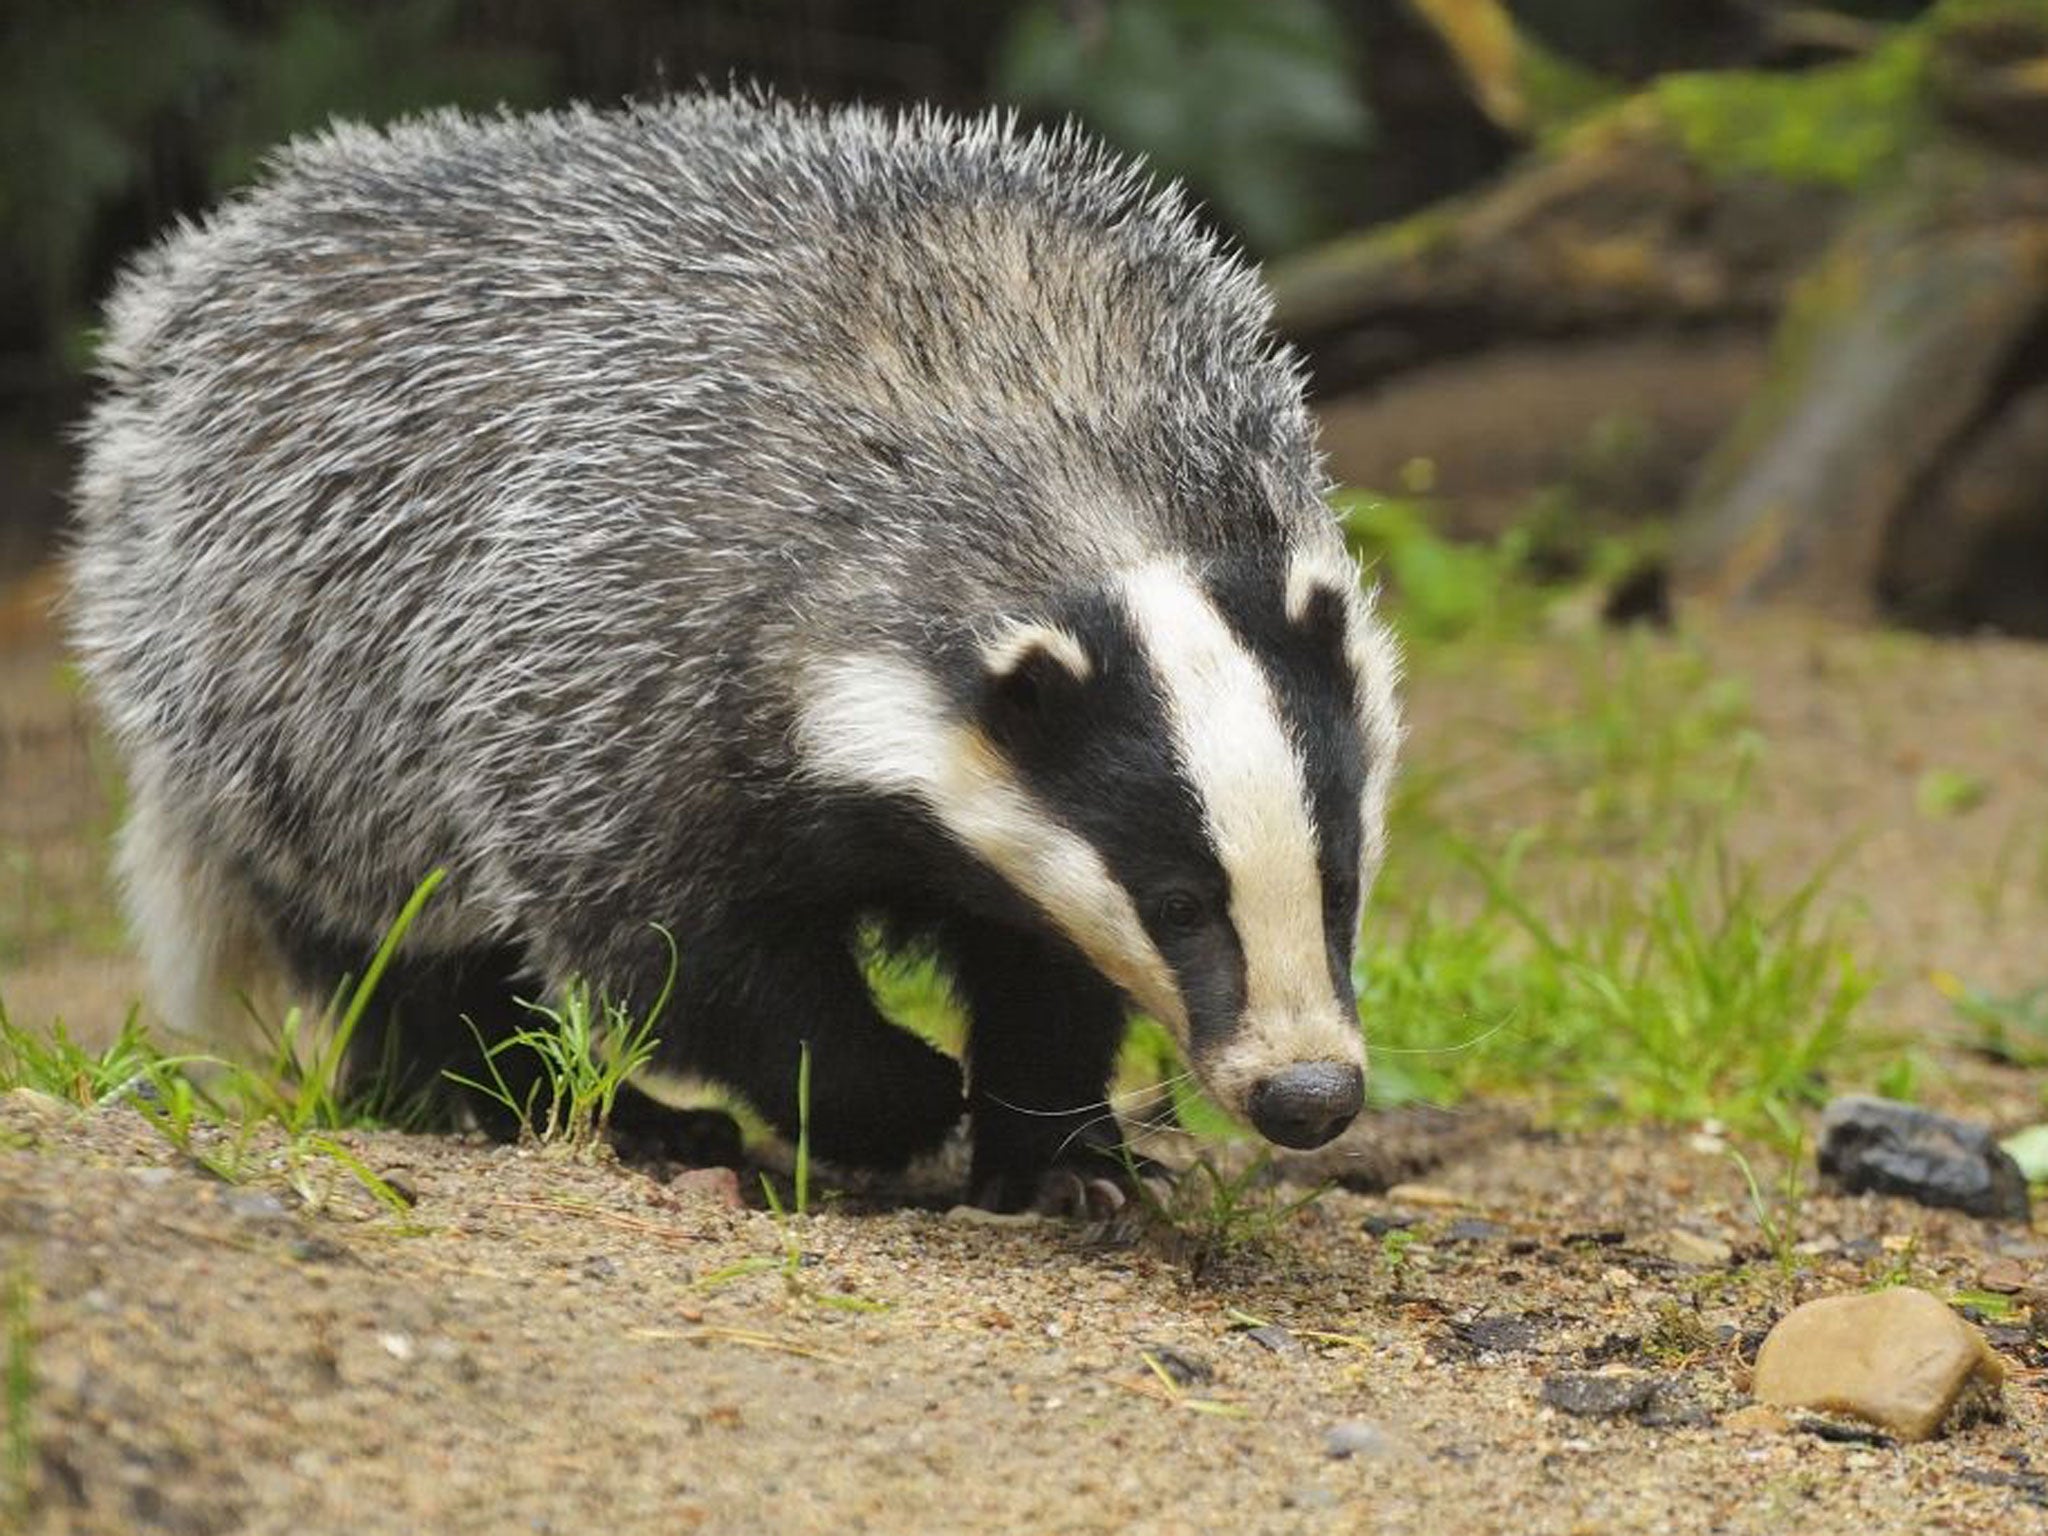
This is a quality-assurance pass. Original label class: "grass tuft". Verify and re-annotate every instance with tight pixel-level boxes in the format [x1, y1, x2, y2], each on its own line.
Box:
[1132, 1151, 1329, 1272]
[1363, 842, 1873, 1139]
[447, 926, 675, 1150]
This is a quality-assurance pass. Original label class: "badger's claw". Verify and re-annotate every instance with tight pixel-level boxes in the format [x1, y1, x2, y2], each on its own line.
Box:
[1021, 1170, 1128, 1220]
[971, 1145, 1174, 1218]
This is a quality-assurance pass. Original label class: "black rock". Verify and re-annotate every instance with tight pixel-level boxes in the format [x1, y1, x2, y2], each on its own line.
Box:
[1453, 1313, 1550, 1356]
[1817, 1095, 2031, 1221]
[1244, 1324, 1302, 1356]
[1136, 1343, 1213, 1388]
[1539, 1371, 1661, 1419]
[1442, 1217, 1502, 1244]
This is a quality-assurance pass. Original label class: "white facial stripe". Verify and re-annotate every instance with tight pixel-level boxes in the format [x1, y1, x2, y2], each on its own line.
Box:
[1121, 562, 1358, 1070]
[794, 654, 1185, 1031]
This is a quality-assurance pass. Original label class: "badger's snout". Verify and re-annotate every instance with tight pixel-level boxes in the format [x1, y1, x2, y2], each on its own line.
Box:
[1247, 1062, 1363, 1149]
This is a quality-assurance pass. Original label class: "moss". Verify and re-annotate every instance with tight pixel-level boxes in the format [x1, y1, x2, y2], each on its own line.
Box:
[1646, 34, 1932, 190]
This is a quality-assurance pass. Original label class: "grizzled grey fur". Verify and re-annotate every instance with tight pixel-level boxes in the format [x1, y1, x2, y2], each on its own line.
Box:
[71, 95, 1399, 1199]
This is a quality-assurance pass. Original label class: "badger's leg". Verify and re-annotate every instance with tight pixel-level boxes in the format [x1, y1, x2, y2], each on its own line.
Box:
[670, 921, 966, 1170]
[116, 779, 295, 1056]
[942, 918, 1132, 1213]
[273, 924, 744, 1159]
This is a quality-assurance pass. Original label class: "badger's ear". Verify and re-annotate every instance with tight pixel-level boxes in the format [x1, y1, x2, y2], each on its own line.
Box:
[979, 622, 1092, 734]
[1284, 555, 1356, 666]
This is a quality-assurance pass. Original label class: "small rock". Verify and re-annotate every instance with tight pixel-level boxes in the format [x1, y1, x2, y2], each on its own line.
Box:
[1817, 1096, 2030, 1221]
[1323, 1420, 1393, 1459]
[1722, 1404, 1791, 1436]
[1980, 1257, 2031, 1294]
[1360, 1212, 1417, 1237]
[1561, 1228, 1628, 1247]
[1452, 1314, 1549, 1356]
[1137, 1343, 1212, 1388]
[1244, 1324, 1302, 1356]
[1751, 1287, 2006, 1442]
[1540, 1371, 1661, 1420]
[669, 1166, 744, 1209]
[378, 1331, 416, 1363]
[290, 1235, 353, 1265]
[1442, 1217, 1501, 1244]
[1661, 1228, 1734, 1267]
[1384, 1182, 1465, 1208]
[224, 1189, 292, 1222]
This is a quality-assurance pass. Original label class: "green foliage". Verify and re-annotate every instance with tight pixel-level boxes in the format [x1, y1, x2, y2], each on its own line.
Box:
[229, 869, 448, 1136]
[1135, 1151, 1328, 1267]
[697, 1044, 882, 1312]
[448, 929, 675, 1150]
[1519, 638, 1762, 848]
[1914, 767, 1989, 818]
[2, 872, 447, 1218]
[1337, 492, 1545, 642]
[1334, 489, 1653, 646]
[1645, 35, 1930, 190]
[1364, 841, 1872, 1137]
[0, 1006, 162, 1108]
[996, 0, 1372, 253]
[2000, 1122, 2048, 1182]
[1728, 1139, 1809, 1295]
[1942, 976, 2048, 1067]
[858, 930, 966, 1053]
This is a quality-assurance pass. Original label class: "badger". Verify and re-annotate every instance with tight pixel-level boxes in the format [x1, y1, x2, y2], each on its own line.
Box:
[69, 95, 1401, 1209]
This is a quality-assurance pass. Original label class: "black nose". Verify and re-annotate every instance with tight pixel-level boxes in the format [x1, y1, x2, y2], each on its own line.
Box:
[1247, 1063, 1364, 1149]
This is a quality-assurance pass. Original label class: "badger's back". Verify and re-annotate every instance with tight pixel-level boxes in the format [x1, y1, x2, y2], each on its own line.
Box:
[72, 95, 1342, 958]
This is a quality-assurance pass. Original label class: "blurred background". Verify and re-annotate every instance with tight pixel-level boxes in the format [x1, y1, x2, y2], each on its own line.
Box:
[5, 0, 2048, 1114]
[5, 0, 2047, 620]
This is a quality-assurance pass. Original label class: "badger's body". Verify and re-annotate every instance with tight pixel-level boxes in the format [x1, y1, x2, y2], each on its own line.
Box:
[71, 96, 1400, 1206]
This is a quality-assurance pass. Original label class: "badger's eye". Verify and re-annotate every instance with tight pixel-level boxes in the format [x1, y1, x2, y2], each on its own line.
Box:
[1156, 891, 1208, 935]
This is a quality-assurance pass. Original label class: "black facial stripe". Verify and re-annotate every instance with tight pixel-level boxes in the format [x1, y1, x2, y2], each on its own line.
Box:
[980, 591, 1247, 1040]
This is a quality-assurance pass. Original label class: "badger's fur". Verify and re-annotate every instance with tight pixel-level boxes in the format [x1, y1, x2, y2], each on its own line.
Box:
[70, 95, 1401, 1206]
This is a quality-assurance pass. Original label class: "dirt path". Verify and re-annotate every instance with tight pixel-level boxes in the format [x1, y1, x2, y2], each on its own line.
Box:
[6, 579, 2048, 1534]
[9, 1095, 2046, 1535]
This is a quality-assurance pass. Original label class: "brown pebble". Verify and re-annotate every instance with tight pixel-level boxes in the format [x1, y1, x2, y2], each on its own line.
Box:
[669, 1166, 744, 1209]
[1722, 1404, 1790, 1436]
[1752, 1288, 2004, 1442]
[1383, 1183, 1465, 1208]
[1979, 1257, 2030, 1294]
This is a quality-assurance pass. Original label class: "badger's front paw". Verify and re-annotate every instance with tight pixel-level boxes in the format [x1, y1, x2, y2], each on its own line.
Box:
[968, 1111, 1170, 1216]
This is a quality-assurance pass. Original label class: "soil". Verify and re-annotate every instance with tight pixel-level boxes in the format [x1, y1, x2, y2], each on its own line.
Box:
[5, 571, 2048, 1535]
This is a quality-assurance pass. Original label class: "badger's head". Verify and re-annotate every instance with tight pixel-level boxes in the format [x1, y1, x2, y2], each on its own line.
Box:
[798, 546, 1401, 1149]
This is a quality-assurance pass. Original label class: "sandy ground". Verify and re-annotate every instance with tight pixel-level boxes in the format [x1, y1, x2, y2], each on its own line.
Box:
[5, 569, 2048, 1534]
